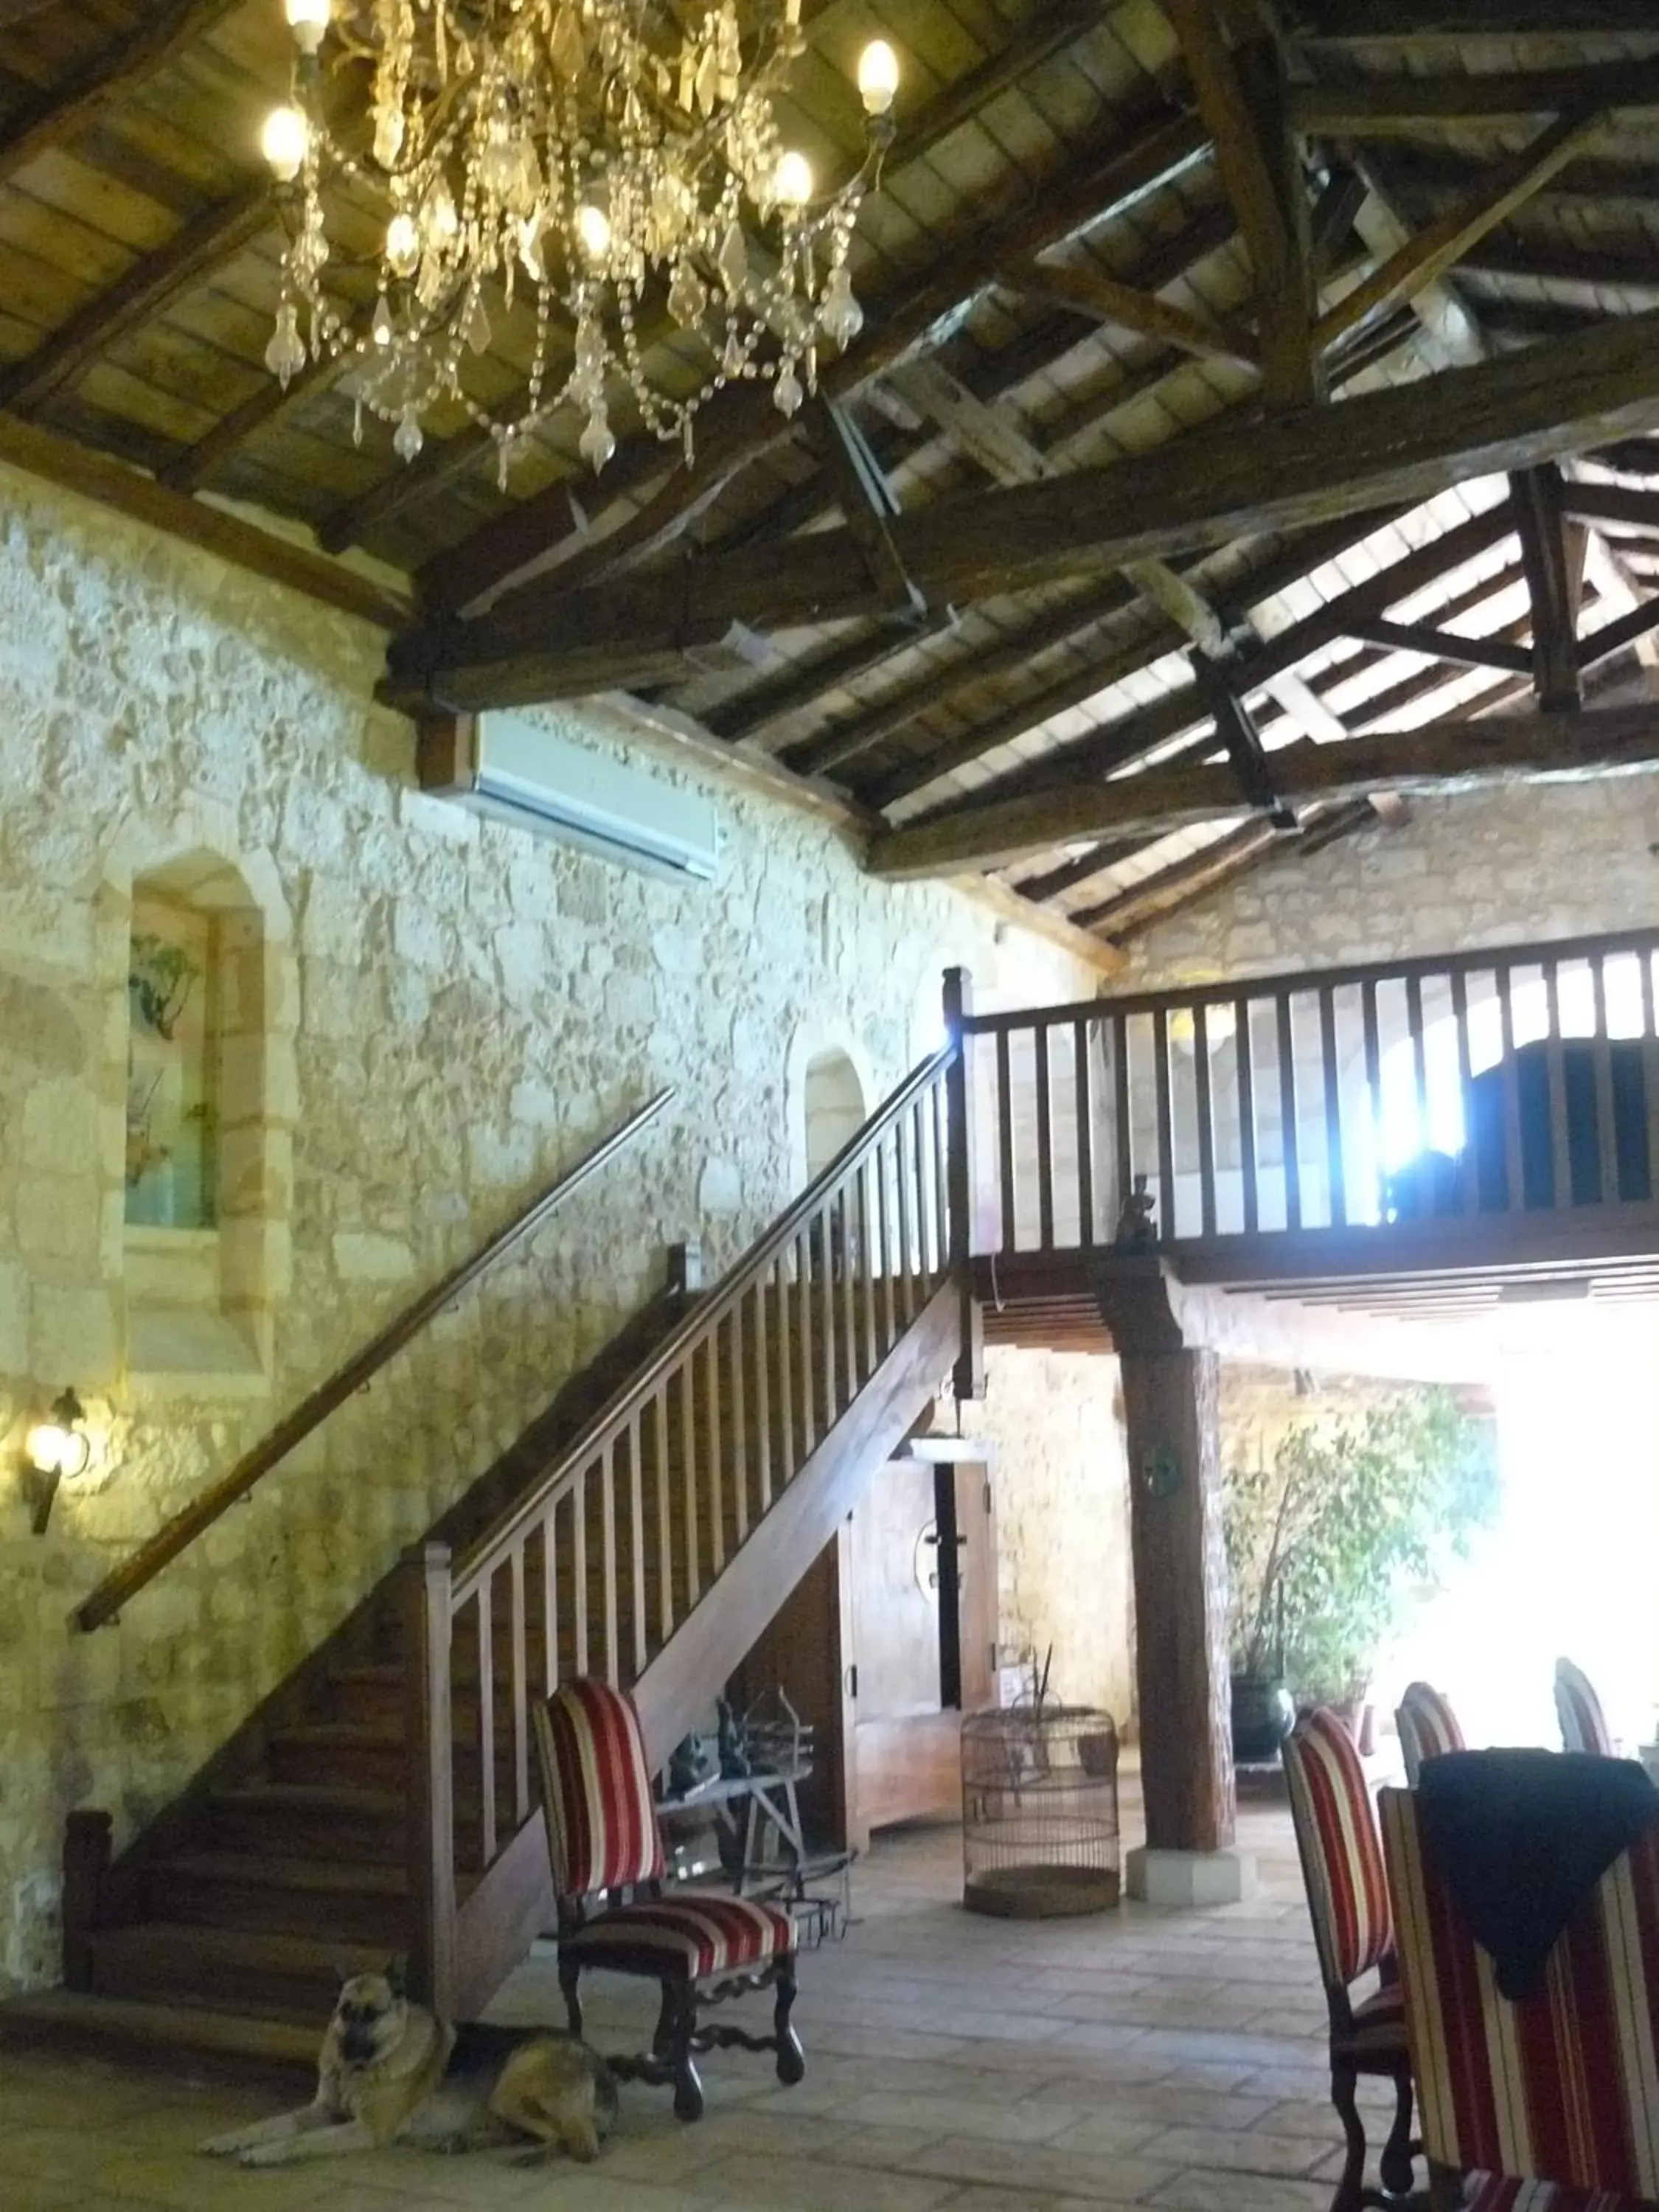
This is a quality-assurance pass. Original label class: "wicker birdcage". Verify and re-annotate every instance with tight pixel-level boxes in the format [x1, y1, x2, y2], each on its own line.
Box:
[961, 1705, 1121, 1917]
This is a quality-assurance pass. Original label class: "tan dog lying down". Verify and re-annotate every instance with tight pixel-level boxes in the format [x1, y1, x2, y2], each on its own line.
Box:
[200, 1966, 617, 2168]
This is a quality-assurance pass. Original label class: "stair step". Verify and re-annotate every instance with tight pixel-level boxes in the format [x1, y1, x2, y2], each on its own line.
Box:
[85, 1921, 386, 2020]
[207, 1782, 408, 1863]
[0, 1987, 318, 2073]
[153, 1852, 411, 1944]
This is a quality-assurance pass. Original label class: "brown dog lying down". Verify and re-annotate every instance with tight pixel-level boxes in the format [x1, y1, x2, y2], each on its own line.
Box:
[199, 1966, 618, 2168]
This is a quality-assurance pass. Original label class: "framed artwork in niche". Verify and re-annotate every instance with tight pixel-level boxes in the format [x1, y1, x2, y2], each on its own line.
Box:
[125, 894, 219, 1230]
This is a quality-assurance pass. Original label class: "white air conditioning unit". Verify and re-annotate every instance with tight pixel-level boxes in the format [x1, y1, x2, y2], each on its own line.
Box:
[417, 710, 720, 884]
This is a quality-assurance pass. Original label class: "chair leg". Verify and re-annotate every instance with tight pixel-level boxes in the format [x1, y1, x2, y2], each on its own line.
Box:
[653, 1980, 677, 2062]
[558, 1952, 583, 2040]
[1379, 2068, 1416, 2199]
[1330, 2063, 1368, 2212]
[773, 1961, 806, 2087]
[669, 1983, 704, 2123]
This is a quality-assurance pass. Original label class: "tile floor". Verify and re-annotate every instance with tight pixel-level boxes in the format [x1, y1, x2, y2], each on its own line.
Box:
[0, 1791, 1397, 2212]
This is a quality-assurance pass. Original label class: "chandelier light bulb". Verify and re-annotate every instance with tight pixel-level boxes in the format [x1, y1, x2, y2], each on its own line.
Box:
[773, 150, 813, 209]
[856, 40, 899, 116]
[385, 210, 420, 277]
[260, 103, 308, 182]
[576, 202, 612, 260]
[283, 0, 331, 55]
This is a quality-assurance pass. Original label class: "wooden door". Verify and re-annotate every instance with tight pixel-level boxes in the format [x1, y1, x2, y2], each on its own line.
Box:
[845, 1455, 997, 1838]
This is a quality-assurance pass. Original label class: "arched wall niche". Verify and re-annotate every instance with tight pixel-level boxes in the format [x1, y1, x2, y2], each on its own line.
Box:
[99, 827, 295, 1390]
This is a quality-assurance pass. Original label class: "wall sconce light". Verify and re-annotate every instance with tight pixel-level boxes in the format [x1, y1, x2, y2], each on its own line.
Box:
[25, 1387, 91, 1535]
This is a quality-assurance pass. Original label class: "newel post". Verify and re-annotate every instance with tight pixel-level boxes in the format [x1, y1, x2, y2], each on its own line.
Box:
[62, 1808, 112, 1990]
[403, 1540, 457, 2018]
[942, 966, 984, 1403]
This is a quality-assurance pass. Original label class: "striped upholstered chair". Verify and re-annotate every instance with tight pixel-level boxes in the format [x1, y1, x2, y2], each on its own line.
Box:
[1395, 1682, 1465, 1786]
[1284, 1708, 1417, 2212]
[1380, 1783, 1659, 2210]
[1554, 1657, 1615, 1757]
[532, 1678, 804, 2121]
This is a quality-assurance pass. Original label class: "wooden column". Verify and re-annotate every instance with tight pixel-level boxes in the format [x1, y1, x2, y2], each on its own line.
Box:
[1096, 1261, 1235, 1862]
[943, 966, 985, 1403]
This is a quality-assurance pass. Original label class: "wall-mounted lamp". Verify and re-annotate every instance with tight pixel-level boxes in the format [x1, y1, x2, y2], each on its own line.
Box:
[24, 1388, 91, 1534]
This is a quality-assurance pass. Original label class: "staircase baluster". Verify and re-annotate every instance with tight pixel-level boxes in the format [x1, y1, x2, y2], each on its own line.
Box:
[771, 1256, 793, 1492]
[1034, 1020, 1054, 1251]
[1110, 1012, 1131, 1234]
[572, 1470, 590, 1674]
[475, 1573, 497, 1867]
[1361, 979, 1383, 1222]
[838, 1181, 858, 1393]
[1407, 973, 1433, 1211]
[1543, 961, 1573, 1209]
[1318, 989, 1344, 1231]
[1237, 998, 1259, 1235]
[1276, 994, 1301, 1231]
[627, 1412, 647, 1677]
[857, 1158, 878, 1380]
[540, 1506, 558, 1696]
[703, 1328, 726, 1576]
[1496, 963, 1526, 1211]
[796, 1231, 817, 1455]
[653, 1389, 674, 1644]
[818, 1208, 837, 1430]
[995, 1026, 1015, 1253]
[509, 1544, 529, 1825]
[931, 1074, 950, 1282]
[1590, 956, 1620, 1202]
[599, 1438, 619, 1683]
[896, 1109, 917, 1326]
[1195, 1004, 1218, 1239]
[1643, 953, 1659, 1203]
[678, 1358, 700, 1610]
[1074, 1018, 1095, 1247]
[1152, 1006, 1175, 1242]
[876, 1136, 897, 1354]
[751, 1280, 773, 1515]
[730, 1303, 750, 1548]
[1450, 969, 1475, 1215]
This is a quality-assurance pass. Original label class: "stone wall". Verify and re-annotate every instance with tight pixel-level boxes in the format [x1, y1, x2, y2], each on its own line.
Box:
[0, 459, 1117, 1987]
[1122, 779, 1659, 991]
[981, 1346, 1135, 1728]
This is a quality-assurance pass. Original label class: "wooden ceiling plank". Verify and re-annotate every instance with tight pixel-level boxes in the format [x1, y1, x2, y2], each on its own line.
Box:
[1315, 111, 1605, 358]
[1161, 3, 1314, 404]
[1464, 241, 1659, 298]
[710, 608, 953, 746]
[999, 254, 1260, 369]
[0, 408, 411, 630]
[1291, 61, 1659, 135]
[0, 182, 268, 416]
[866, 703, 1659, 878]
[1285, 4, 1659, 38]
[415, 109, 1213, 617]
[1071, 817, 1293, 934]
[0, 0, 244, 191]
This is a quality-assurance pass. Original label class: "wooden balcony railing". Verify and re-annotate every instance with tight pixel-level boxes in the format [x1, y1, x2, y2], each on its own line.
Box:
[406, 1040, 958, 2014]
[75, 1092, 673, 1632]
[965, 928, 1659, 1259]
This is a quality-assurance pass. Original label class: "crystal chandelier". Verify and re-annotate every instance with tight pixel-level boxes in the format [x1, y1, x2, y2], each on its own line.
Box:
[261, 0, 899, 475]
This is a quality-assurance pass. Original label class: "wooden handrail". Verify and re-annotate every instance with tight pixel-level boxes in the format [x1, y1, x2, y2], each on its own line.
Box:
[448, 1041, 959, 1601]
[962, 925, 1659, 1033]
[74, 1091, 674, 1632]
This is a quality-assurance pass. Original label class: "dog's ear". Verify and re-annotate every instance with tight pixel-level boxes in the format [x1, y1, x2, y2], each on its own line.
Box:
[384, 1953, 408, 2000]
[333, 1961, 352, 1991]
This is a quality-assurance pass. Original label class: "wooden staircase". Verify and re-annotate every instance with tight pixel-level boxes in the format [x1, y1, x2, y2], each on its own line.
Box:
[24, 1046, 967, 2063]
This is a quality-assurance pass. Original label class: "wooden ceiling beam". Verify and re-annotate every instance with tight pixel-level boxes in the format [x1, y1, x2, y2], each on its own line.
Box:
[1578, 594, 1659, 673]
[389, 292, 1659, 709]
[867, 703, 1659, 879]
[1512, 462, 1585, 709]
[1071, 818, 1296, 935]
[1561, 482, 1659, 538]
[1162, 2, 1315, 403]
[900, 501, 1509, 817]
[1292, 63, 1659, 134]
[999, 256, 1259, 369]
[1315, 111, 1604, 358]
[1461, 240, 1659, 299]
[0, 185, 270, 417]
[0, 411, 411, 632]
[0, 0, 243, 189]
[416, 110, 1213, 617]
[1344, 617, 1534, 676]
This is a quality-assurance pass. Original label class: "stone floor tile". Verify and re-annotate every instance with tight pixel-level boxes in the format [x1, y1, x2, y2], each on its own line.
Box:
[836, 2090, 1088, 2145]
[894, 2132, 1175, 2204]
[688, 2150, 959, 2211]
[1133, 2124, 1329, 2179]
[1145, 2168, 1334, 2212]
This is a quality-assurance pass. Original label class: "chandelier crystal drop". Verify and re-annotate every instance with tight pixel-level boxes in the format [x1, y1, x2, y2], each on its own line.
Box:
[264, 0, 898, 473]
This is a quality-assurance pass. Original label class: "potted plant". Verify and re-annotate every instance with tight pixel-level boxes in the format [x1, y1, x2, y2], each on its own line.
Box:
[1224, 1389, 1496, 1763]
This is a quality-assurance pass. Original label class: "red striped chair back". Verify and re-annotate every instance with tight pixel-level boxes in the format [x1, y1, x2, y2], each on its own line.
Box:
[1284, 1705, 1394, 1993]
[533, 1678, 666, 1901]
[1555, 1658, 1614, 1758]
[1396, 1681, 1466, 1786]
[1380, 1784, 1659, 2200]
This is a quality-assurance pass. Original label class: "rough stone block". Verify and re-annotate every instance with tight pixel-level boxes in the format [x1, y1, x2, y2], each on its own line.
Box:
[332, 1230, 416, 1283]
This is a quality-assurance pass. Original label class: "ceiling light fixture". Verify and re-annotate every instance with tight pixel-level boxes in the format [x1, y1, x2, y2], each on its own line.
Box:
[261, 0, 899, 476]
